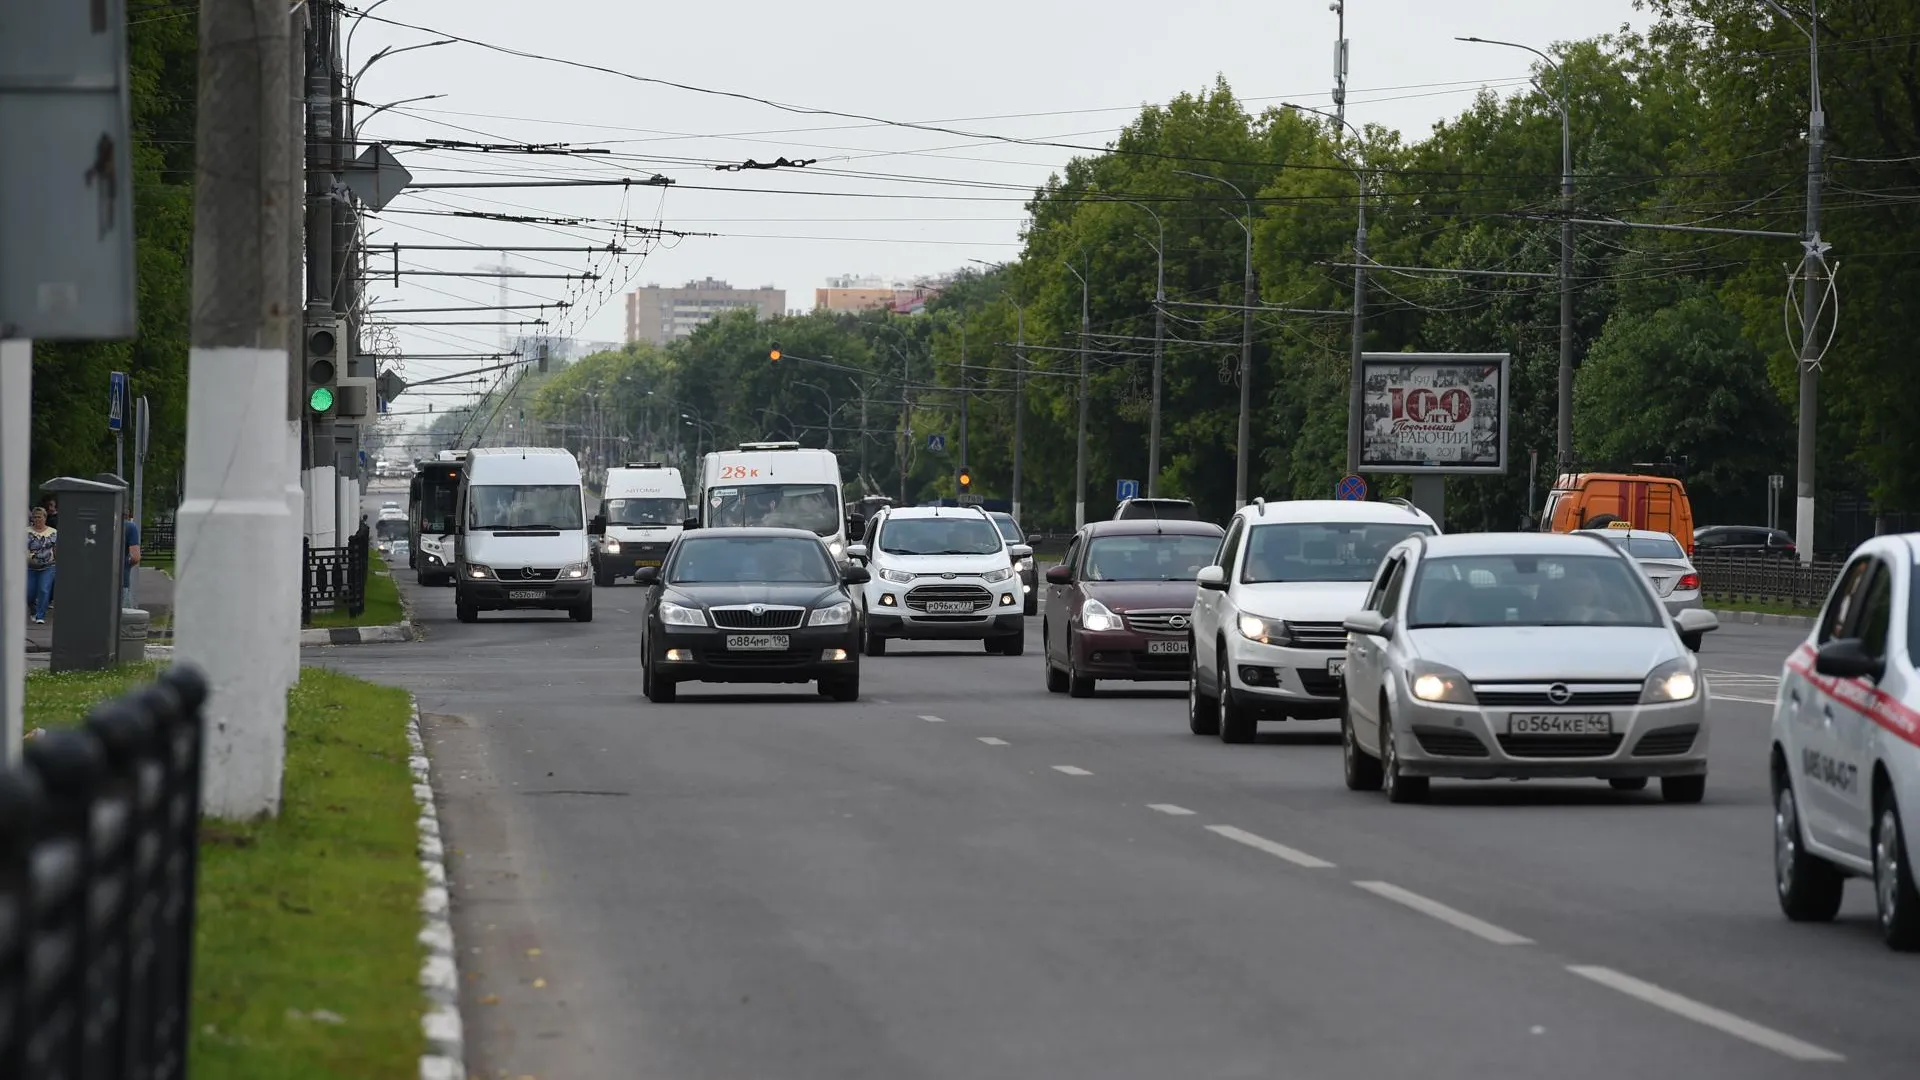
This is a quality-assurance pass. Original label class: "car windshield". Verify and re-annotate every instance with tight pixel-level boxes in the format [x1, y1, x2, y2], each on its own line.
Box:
[1241, 523, 1434, 583]
[988, 514, 1022, 542]
[1407, 553, 1661, 629]
[374, 518, 407, 541]
[1591, 532, 1686, 560]
[468, 484, 584, 530]
[706, 484, 840, 536]
[605, 497, 684, 526]
[666, 536, 836, 584]
[878, 515, 1003, 556]
[1085, 534, 1222, 581]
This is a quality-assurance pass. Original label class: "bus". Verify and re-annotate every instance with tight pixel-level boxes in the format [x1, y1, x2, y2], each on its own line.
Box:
[698, 441, 865, 559]
[409, 453, 464, 585]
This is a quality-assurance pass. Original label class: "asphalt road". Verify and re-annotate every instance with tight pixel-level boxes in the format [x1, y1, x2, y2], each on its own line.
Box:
[325, 493, 1916, 1078]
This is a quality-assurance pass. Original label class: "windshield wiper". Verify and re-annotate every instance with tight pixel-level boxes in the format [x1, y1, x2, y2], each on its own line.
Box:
[485, 523, 567, 531]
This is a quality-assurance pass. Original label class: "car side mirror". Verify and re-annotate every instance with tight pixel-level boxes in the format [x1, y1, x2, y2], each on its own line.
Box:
[1343, 611, 1391, 637]
[847, 513, 867, 541]
[1026, 533, 1042, 546]
[634, 566, 660, 586]
[841, 565, 871, 585]
[1044, 565, 1072, 585]
[1673, 608, 1719, 636]
[845, 544, 869, 562]
[1196, 565, 1228, 591]
[1008, 544, 1033, 561]
[1814, 637, 1883, 681]
[588, 515, 607, 536]
[682, 517, 699, 531]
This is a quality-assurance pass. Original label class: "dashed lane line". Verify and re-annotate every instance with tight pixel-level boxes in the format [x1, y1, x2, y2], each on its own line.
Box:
[1204, 825, 1336, 869]
[1052, 765, 1093, 776]
[1567, 965, 1845, 1063]
[919, 714, 946, 723]
[1147, 804, 1196, 816]
[977, 736, 1009, 746]
[1352, 880, 1534, 946]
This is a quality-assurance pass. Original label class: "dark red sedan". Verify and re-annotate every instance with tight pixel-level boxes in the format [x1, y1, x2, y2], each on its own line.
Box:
[1042, 518, 1227, 697]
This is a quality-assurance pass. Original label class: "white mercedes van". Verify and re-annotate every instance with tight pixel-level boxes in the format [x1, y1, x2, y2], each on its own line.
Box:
[453, 447, 593, 623]
[591, 462, 692, 585]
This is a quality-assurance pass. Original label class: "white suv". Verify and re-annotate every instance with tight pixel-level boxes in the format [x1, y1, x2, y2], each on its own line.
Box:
[1189, 498, 1438, 743]
[847, 506, 1031, 656]
[1769, 533, 1920, 950]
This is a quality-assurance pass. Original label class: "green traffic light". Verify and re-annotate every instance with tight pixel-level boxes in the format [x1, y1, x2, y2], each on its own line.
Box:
[308, 385, 336, 412]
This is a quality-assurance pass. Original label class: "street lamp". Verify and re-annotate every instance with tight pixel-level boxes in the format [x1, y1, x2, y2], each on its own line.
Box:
[1097, 200, 1167, 496]
[1062, 256, 1091, 530]
[1174, 170, 1255, 508]
[967, 257, 1027, 522]
[1282, 102, 1369, 478]
[1458, 35, 1574, 474]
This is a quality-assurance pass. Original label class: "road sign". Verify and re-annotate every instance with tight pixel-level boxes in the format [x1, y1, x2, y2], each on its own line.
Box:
[340, 143, 413, 211]
[1335, 474, 1368, 501]
[108, 370, 127, 430]
[1116, 478, 1139, 501]
[1769, 473, 1785, 491]
[927, 433, 946, 452]
[955, 494, 984, 506]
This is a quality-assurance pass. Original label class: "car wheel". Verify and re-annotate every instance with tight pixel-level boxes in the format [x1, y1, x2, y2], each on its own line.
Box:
[1609, 777, 1649, 792]
[1000, 628, 1025, 657]
[593, 565, 614, 587]
[1217, 645, 1255, 744]
[1773, 775, 1845, 922]
[1381, 704, 1429, 804]
[570, 599, 594, 623]
[984, 637, 1004, 654]
[824, 673, 861, 703]
[455, 594, 478, 624]
[1660, 774, 1706, 804]
[1024, 592, 1037, 617]
[864, 625, 887, 656]
[645, 668, 677, 704]
[1873, 791, 1920, 950]
[1341, 699, 1382, 791]
[1188, 657, 1221, 736]
[1066, 633, 1094, 697]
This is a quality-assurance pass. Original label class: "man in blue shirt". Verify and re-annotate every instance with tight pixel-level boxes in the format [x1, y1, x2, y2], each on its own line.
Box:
[123, 510, 141, 609]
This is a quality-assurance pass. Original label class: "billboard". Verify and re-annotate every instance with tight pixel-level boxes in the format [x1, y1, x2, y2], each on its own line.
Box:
[1359, 353, 1509, 475]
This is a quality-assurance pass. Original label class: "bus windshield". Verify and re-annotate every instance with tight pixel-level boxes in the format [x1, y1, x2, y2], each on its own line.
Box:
[706, 483, 840, 536]
[413, 473, 459, 535]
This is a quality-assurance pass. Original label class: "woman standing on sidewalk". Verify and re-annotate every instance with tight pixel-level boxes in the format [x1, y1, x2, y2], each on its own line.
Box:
[27, 505, 56, 624]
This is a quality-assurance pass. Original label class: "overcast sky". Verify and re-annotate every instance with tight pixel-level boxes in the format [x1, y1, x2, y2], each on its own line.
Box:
[354, 0, 1647, 425]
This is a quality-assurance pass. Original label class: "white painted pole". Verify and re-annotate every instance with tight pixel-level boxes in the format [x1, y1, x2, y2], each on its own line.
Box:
[283, 423, 302, 687]
[1, 339, 30, 765]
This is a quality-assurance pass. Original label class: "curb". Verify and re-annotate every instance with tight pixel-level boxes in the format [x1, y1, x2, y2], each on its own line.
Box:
[1710, 608, 1816, 631]
[409, 700, 465, 1078]
[301, 622, 414, 646]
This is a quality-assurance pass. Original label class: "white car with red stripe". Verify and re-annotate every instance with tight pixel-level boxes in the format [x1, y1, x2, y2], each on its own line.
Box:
[1770, 534, 1920, 950]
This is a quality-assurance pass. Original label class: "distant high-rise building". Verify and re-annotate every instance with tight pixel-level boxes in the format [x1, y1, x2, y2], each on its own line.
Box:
[625, 278, 785, 345]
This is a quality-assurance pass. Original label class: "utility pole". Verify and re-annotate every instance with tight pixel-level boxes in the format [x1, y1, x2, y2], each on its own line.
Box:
[958, 324, 969, 474]
[1013, 307, 1025, 526]
[898, 348, 911, 503]
[1065, 259, 1091, 529]
[178, 0, 296, 817]
[1768, 0, 1827, 563]
[1175, 171, 1255, 507]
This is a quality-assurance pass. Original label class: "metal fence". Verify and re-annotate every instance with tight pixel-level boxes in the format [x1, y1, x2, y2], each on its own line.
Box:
[142, 518, 176, 563]
[0, 665, 209, 1080]
[1693, 552, 1844, 610]
[303, 524, 369, 623]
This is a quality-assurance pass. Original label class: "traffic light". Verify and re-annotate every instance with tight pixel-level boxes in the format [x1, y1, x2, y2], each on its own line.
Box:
[305, 319, 339, 415]
[957, 465, 972, 494]
[768, 343, 782, 364]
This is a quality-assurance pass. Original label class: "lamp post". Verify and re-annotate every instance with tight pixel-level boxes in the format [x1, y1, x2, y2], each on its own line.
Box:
[1282, 103, 1369, 477]
[1174, 170, 1255, 508]
[1062, 257, 1091, 529]
[1100, 200, 1167, 495]
[1458, 35, 1573, 473]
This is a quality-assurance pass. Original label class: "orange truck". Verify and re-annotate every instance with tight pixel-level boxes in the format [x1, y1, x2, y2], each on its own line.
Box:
[1541, 472, 1696, 553]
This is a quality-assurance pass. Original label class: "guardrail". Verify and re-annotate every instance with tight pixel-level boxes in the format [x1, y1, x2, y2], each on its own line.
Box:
[0, 665, 209, 1080]
[303, 524, 370, 624]
[1693, 552, 1844, 610]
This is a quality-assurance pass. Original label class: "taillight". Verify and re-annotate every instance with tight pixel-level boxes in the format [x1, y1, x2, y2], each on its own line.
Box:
[1677, 573, 1700, 591]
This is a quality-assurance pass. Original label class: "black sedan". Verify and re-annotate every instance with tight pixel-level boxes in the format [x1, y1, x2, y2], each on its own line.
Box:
[637, 527, 869, 703]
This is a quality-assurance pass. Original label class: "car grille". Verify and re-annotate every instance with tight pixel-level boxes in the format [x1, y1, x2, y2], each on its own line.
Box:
[1411, 726, 1490, 758]
[1125, 611, 1193, 635]
[494, 566, 560, 582]
[709, 607, 805, 630]
[1633, 725, 1699, 757]
[1287, 621, 1348, 649]
[905, 584, 992, 613]
[1475, 686, 1643, 708]
[1496, 734, 1625, 758]
[1296, 668, 1344, 698]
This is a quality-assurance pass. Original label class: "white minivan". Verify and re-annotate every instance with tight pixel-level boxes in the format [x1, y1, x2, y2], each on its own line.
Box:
[590, 462, 691, 585]
[453, 447, 594, 623]
[699, 441, 864, 560]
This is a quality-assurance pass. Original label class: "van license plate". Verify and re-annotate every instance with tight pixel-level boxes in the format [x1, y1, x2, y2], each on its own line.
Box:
[1508, 713, 1612, 735]
[1327, 657, 1346, 676]
[508, 589, 543, 600]
[727, 634, 789, 651]
[925, 601, 973, 614]
[1146, 640, 1189, 655]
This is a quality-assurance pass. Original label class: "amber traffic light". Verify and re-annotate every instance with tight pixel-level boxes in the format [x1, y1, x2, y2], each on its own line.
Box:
[957, 466, 972, 493]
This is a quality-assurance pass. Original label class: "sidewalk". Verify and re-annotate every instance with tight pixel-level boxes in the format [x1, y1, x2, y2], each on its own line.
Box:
[23, 566, 174, 653]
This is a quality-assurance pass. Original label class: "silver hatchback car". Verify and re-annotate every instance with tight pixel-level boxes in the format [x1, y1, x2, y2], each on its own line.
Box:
[1340, 532, 1722, 804]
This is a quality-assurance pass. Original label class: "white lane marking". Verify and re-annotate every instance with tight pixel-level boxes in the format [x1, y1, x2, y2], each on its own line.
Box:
[1052, 765, 1092, 776]
[1566, 965, 1845, 1063]
[1352, 880, 1534, 945]
[919, 714, 946, 723]
[977, 736, 1008, 746]
[1205, 825, 1336, 869]
[1712, 693, 1779, 706]
[1148, 803, 1196, 816]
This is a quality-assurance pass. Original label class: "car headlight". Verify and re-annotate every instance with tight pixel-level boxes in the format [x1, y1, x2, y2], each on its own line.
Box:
[1014, 558, 1032, 573]
[465, 563, 494, 580]
[982, 567, 1013, 583]
[602, 540, 621, 554]
[1237, 613, 1287, 645]
[1081, 597, 1124, 632]
[810, 600, 853, 627]
[561, 562, 589, 580]
[879, 568, 914, 585]
[659, 600, 706, 627]
[1408, 663, 1476, 704]
[1641, 656, 1699, 702]
[828, 540, 846, 558]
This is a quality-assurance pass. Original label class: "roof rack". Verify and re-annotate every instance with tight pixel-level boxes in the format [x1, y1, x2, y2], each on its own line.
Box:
[621, 461, 664, 469]
[1385, 497, 1419, 514]
[1252, 497, 1266, 517]
[736, 440, 802, 451]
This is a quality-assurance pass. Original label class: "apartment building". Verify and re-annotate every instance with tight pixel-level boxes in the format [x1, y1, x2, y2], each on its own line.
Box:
[625, 278, 785, 345]
[814, 273, 948, 314]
